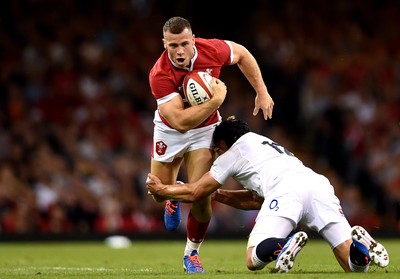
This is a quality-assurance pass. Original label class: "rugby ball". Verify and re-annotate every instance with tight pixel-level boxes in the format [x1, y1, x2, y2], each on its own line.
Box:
[183, 71, 213, 106]
[104, 235, 132, 249]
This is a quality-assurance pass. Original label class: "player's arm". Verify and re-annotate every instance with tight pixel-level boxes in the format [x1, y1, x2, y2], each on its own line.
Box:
[146, 172, 221, 202]
[212, 189, 263, 210]
[158, 78, 226, 133]
[229, 41, 274, 120]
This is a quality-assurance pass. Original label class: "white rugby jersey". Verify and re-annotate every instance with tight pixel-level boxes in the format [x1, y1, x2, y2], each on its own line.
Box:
[210, 132, 315, 198]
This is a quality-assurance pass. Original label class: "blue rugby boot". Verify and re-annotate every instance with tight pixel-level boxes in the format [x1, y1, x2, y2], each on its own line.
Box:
[163, 181, 183, 231]
[183, 250, 204, 274]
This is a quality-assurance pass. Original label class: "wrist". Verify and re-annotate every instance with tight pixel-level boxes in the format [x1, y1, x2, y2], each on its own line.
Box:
[211, 189, 220, 200]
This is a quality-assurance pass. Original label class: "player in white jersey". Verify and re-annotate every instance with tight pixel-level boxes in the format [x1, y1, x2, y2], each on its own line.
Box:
[146, 116, 389, 273]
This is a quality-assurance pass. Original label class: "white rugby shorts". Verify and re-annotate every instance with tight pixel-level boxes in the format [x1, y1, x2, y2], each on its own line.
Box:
[152, 117, 218, 163]
[248, 171, 351, 249]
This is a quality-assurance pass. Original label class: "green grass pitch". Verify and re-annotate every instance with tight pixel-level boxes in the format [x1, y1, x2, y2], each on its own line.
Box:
[0, 238, 398, 278]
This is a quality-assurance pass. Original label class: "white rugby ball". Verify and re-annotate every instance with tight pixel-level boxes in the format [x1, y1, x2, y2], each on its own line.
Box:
[183, 71, 213, 106]
[104, 235, 132, 249]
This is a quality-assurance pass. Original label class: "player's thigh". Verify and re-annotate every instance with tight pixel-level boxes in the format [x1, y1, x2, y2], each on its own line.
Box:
[183, 123, 215, 182]
[150, 157, 184, 184]
[184, 148, 214, 182]
[184, 148, 213, 205]
[320, 220, 352, 249]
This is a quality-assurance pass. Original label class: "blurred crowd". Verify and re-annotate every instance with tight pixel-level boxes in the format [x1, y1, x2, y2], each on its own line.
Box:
[0, 0, 399, 236]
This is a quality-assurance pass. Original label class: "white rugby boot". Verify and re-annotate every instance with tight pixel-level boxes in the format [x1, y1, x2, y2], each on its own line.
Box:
[274, 231, 308, 273]
[351, 225, 389, 268]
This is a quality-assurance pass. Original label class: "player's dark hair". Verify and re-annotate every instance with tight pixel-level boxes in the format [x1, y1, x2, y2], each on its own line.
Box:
[213, 116, 251, 149]
[163, 17, 192, 36]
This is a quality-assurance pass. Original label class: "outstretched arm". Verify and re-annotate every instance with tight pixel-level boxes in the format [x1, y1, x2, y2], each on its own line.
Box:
[230, 41, 274, 120]
[147, 172, 264, 210]
[146, 172, 221, 203]
[212, 189, 263, 210]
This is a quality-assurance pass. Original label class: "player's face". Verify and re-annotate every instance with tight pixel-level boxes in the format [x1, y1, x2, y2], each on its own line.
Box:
[213, 140, 228, 156]
[163, 28, 195, 69]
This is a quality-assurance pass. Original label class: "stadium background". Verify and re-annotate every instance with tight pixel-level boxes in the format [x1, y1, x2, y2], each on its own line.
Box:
[0, 0, 399, 240]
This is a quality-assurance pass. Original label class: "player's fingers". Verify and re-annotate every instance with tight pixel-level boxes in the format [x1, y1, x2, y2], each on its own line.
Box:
[253, 106, 259, 116]
[268, 106, 274, 119]
[263, 109, 268, 120]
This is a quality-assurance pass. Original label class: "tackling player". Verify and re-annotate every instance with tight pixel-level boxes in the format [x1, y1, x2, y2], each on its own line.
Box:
[148, 17, 273, 273]
[146, 116, 389, 273]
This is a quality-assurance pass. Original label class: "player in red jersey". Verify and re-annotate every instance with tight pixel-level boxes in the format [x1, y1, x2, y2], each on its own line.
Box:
[148, 16, 273, 273]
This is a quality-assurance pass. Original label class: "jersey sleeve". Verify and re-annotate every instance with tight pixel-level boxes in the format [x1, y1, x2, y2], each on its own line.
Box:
[150, 78, 180, 106]
[210, 147, 241, 185]
[206, 38, 233, 66]
[149, 53, 182, 104]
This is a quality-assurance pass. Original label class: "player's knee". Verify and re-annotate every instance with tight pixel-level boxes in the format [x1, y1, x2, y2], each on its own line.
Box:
[246, 255, 255, 270]
[190, 202, 212, 221]
[247, 263, 259, 271]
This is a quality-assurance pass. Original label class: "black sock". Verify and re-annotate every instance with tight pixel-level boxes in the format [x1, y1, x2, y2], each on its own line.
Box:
[256, 238, 288, 263]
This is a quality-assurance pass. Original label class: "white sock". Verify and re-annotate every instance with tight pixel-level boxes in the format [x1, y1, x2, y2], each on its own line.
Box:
[184, 238, 202, 256]
[251, 245, 267, 270]
[348, 256, 369, 272]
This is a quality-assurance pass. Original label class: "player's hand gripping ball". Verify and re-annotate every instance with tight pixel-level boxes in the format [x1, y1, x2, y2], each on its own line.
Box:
[183, 71, 213, 106]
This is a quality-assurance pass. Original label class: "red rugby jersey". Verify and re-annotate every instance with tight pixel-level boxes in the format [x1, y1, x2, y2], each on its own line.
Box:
[149, 38, 232, 128]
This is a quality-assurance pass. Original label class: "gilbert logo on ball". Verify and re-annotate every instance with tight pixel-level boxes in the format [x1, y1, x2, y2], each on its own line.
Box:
[183, 71, 213, 106]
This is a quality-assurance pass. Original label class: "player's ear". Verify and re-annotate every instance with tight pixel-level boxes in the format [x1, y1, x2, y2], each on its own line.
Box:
[162, 38, 166, 49]
[220, 140, 229, 153]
